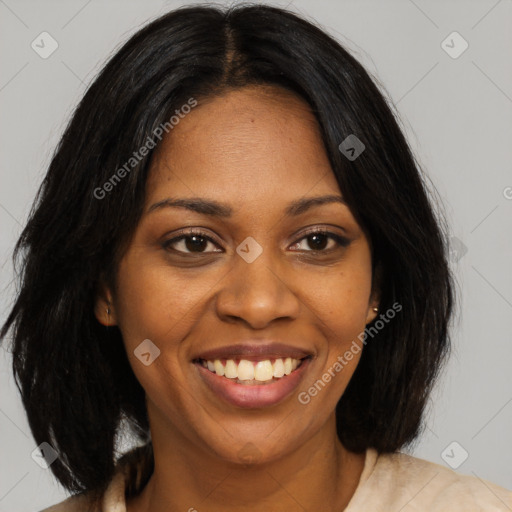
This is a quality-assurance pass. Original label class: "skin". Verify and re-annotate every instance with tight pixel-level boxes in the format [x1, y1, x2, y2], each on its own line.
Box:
[95, 85, 380, 512]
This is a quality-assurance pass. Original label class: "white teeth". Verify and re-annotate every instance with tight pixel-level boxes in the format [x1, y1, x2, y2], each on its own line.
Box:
[224, 359, 238, 379]
[254, 360, 273, 381]
[202, 356, 304, 382]
[213, 359, 224, 376]
[284, 357, 292, 375]
[272, 358, 285, 378]
[237, 359, 255, 381]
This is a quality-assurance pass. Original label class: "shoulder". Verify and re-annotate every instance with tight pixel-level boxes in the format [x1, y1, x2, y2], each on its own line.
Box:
[38, 492, 99, 512]
[37, 442, 151, 512]
[347, 449, 512, 511]
[37, 465, 127, 512]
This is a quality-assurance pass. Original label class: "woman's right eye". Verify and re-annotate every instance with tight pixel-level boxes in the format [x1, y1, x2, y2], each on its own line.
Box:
[162, 230, 223, 254]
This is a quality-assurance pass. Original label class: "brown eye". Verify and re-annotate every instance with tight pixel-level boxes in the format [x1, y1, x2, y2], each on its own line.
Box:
[163, 230, 222, 254]
[289, 229, 350, 252]
[179, 235, 209, 253]
[305, 233, 330, 251]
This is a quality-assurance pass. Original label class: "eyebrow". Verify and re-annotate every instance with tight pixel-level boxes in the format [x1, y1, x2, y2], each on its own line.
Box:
[147, 194, 347, 217]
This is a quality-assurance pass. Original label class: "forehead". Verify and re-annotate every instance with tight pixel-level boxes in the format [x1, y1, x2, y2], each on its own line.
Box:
[146, 86, 341, 206]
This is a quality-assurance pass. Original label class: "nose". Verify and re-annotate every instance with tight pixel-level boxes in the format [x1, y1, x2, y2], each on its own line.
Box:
[215, 249, 301, 329]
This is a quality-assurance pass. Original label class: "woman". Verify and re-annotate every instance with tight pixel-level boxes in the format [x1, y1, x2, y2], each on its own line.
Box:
[1, 4, 510, 511]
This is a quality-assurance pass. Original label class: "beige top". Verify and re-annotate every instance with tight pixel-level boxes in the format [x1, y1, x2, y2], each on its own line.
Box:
[40, 448, 512, 512]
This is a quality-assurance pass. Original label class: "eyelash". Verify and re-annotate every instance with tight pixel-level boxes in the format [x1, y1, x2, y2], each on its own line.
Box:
[162, 227, 350, 255]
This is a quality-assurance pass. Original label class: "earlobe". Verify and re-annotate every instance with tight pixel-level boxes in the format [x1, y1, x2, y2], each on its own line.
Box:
[366, 305, 380, 325]
[93, 283, 117, 326]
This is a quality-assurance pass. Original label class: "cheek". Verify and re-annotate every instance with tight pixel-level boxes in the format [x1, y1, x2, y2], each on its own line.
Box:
[308, 258, 373, 339]
[113, 254, 208, 348]
[112, 252, 229, 401]
[300, 256, 372, 398]
[325, 280, 372, 346]
[112, 257, 195, 407]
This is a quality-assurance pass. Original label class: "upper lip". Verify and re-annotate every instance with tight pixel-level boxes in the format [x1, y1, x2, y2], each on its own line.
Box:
[193, 342, 313, 362]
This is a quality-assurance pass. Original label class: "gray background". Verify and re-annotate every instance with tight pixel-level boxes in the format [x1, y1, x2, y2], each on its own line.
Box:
[1, 0, 511, 510]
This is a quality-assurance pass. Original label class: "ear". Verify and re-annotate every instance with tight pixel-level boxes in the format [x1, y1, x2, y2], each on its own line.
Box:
[94, 278, 117, 326]
[365, 260, 382, 325]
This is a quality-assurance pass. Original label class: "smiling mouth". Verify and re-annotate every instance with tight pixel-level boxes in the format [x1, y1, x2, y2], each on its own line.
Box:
[194, 356, 311, 385]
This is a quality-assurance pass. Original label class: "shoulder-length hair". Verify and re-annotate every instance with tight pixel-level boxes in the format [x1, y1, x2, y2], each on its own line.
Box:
[1, 2, 454, 501]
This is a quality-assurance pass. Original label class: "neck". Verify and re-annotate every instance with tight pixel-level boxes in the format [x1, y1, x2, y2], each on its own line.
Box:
[127, 411, 365, 512]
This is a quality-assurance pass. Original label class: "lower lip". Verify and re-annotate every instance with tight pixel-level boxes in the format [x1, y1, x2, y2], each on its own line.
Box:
[194, 358, 311, 409]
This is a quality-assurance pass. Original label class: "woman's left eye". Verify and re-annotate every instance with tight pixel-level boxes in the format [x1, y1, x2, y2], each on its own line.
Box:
[289, 230, 349, 252]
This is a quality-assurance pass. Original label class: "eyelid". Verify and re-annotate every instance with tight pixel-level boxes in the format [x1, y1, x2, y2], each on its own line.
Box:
[296, 226, 349, 244]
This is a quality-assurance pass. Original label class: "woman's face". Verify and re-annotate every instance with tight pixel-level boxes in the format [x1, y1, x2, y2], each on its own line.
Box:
[99, 86, 379, 464]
